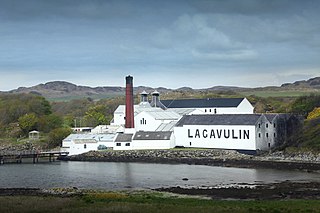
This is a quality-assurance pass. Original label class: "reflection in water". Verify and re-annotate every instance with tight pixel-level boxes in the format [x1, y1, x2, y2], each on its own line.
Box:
[124, 163, 133, 188]
[0, 161, 319, 189]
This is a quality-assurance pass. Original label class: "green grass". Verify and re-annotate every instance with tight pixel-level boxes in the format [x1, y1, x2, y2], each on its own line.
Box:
[47, 93, 123, 102]
[0, 191, 320, 213]
[239, 90, 319, 98]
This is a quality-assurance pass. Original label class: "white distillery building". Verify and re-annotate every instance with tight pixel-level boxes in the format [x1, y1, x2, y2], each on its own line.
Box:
[61, 76, 301, 155]
[174, 114, 286, 151]
[162, 97, 254, 115]
[113, 131, 175, 151]
[111, 93, 254, 127]
[62, 133, 116, 156]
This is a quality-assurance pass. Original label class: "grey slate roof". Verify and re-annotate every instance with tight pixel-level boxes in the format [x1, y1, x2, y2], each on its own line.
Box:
[264, 114, 278, 122]
[155, 121, 177, 131]
[114, 133, 133, 142]
[143, 111, 181, 120]
[175, 114, 262, 126]
[133, 131, 172, 140]
[161, 98, 244, 108]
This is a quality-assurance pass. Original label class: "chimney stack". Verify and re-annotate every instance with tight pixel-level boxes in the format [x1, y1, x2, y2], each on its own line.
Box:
[125, 75, 135, 128]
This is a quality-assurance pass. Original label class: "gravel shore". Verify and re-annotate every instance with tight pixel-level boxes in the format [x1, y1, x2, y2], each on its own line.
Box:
[61, 149, 320, 171]
[155, 181, 320, 200]
[1, 181, 319, 200]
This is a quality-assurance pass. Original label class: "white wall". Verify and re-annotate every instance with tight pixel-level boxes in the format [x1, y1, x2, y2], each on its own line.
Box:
[113, 136, 174, 150]
[133, 139, 174, 149]
[113, 110, 125, 126]
[68, 142, 98, 156]
[63, 137, 116, 156]
[174, 125, 256, 150]
[190, 107, 239, 114]
[237, 98, 254, 114]
[188, 98, 254, 115]
[62, 140, 71, 148]
[134, 111, 161, 131]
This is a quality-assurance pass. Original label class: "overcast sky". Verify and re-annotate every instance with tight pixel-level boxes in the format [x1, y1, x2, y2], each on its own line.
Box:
[0, 0, 319, 91]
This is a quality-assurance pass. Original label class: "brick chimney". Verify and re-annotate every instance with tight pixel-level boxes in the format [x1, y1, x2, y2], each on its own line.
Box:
[125, 75, 134, 128]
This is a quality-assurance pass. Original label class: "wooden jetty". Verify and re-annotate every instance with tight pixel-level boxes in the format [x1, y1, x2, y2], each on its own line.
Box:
[0, 150, 69, 164]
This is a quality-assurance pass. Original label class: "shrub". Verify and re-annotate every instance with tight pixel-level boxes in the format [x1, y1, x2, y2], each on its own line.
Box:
[48, 127, 72, 148]
[307, 107, 320, 120]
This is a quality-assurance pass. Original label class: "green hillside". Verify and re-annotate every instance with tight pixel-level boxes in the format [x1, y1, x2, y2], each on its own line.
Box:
[0, 86, 319, 152]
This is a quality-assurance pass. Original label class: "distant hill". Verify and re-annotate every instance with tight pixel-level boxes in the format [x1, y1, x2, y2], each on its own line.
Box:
[3, 77, 320, 101]
[9, 81, 123, 101]
[7, 81, 173, 101]
[281, 77, 320, 88]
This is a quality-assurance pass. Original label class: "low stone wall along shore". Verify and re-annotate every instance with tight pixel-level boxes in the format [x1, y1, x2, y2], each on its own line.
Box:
[62, 149, 320, 172]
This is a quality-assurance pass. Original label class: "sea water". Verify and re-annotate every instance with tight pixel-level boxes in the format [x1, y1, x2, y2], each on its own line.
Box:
[0, 161, 319, 189]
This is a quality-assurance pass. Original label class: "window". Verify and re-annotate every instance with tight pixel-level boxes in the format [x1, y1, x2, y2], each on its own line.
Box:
[190, 142, 192, 146]
[268, 143, 271, 148]
[84, 144, 87, 149]
[266, 133, 269, 138]
[274, 123, 276, 128]
[205, 109, 207, 112]
[258, 124, 261, 128]
[116, 143, 121, 146]
[258, 133, 261, 138]
[214, 109, 217, 114]
[266, 123, 269, 128]
[274, 133, 276, 137]
[140, 118, 147, 125]
[125, 143, 130, 146]
[209, 109, 212, 112]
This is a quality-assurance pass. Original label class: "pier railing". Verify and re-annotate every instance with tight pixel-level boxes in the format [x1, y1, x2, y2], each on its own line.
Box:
[0, 150, 69, 164]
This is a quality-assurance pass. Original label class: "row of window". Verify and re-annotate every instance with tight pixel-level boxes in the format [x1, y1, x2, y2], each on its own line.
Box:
[140, 118, 147, 125]
[258, 132, 276, 138]
[116, 142, 130, 146]
[84, 143, 132, 148]
[258, 123, 276, 128]
[204, 109, 217, 113]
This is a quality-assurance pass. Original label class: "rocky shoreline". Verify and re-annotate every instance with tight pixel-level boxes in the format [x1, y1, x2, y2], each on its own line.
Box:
[0, 181, 319, 200]
[61, 149, 320, 172]
[155, 181, 320, 200]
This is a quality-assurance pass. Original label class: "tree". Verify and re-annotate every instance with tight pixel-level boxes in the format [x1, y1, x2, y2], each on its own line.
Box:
[38, 114, 63, 133]
[18, 113, 38, 135]
[0, 93, 52, 126]
[62, 115, 75, 128]
[83, 105, 108, 126]
[290, 94, 320, 116]
[48, 127, 72, 148]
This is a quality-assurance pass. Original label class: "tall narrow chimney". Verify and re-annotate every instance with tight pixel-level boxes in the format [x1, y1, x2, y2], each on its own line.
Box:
[125, 75, 134, 128]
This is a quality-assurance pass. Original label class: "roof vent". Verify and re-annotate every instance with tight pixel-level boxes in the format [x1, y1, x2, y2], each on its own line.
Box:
[140, 90, 149, 103]
[150, 90, 167, 110]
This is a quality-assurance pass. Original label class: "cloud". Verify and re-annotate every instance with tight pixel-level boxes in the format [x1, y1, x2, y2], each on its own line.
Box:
[188, 0, 314, 15]
[0, 0, 135, 21]
[191, 49, 257, 61]
[151, 14, 257, 63]
[0, 0, 319, 90]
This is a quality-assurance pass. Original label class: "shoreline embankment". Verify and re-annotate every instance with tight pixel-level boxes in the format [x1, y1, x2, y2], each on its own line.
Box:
[61, 149, 320, 172]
